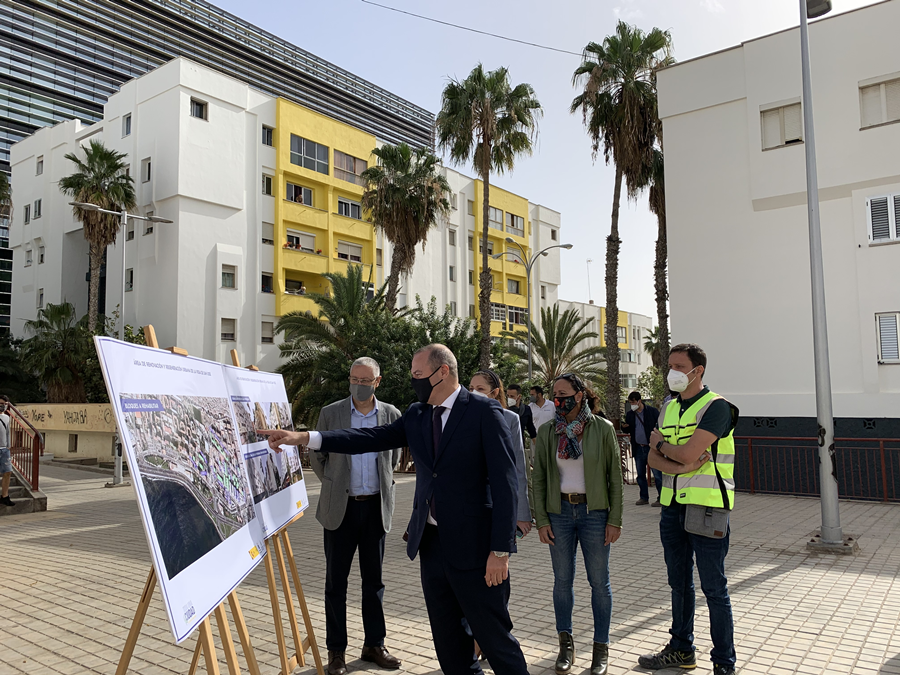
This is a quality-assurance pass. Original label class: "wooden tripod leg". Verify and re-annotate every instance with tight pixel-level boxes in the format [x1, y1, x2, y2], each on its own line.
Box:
[281, 531, 325, 675]
[198, 618, 222, 675]
[214, 605, 241, 675]
[188, 639, 203, 675]
[115, 567, 158, 675]
[228, 593, 262, 675]
[265, 539, 292, 675]
[274, 534, 305, 666]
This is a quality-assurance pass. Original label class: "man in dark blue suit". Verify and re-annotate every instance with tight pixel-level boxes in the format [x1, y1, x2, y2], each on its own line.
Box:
[262, 344, 529, 675]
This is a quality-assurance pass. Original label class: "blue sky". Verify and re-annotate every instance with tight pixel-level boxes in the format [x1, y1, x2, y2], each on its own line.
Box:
[216, 0, 873, 318]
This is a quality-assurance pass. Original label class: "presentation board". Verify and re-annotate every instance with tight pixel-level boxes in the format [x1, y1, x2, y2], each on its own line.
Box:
[94, 337, 308, 643]
[223, 366, 309, 537]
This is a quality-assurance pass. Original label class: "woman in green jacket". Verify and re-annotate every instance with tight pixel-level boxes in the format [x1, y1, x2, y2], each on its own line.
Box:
[534, 373, 624, 675]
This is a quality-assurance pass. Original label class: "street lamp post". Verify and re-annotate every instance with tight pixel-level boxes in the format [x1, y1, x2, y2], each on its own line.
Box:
[796, 1, 853, 551]
[69, 202, 172, 487]
[586, 259, 594, 304]
[493, 239, 573, 382]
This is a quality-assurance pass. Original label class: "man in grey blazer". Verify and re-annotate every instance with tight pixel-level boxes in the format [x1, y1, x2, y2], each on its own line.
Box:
[310, 357, 403, 675]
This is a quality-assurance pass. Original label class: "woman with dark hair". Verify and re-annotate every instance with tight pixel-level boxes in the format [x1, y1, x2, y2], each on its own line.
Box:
[533, 373, 624, 675]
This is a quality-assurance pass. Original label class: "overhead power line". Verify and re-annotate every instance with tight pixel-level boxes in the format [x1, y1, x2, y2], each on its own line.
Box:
[360, 0, 583, 57]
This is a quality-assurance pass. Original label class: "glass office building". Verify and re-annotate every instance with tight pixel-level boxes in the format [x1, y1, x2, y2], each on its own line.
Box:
[0, 0, 435, 174]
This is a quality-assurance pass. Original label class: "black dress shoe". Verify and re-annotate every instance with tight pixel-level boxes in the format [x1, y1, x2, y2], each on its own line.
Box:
[590, 642, 608, 675]
[360, 645, 401, 669]
[327, 651, 347, 675]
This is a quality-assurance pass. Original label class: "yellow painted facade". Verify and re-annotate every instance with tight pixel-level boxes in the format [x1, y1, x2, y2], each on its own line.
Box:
[274, 99, 380, 316]
[471, 180, 531, 337]
[600, 307, 631, 348]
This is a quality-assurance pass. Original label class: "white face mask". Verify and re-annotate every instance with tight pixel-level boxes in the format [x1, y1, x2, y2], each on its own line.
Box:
[630, 404, 639, 412]
[667, 367, 698, 393]
[469, 389, 488, 399]
[507, 397, 517, 407]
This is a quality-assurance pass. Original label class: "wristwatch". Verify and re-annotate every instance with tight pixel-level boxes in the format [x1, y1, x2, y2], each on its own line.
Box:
[492, 551, 509, 558]
[656, 439, 664, 451]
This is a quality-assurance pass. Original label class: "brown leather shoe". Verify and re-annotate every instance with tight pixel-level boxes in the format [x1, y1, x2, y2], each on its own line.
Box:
[360, 645, 401, 669]
[327, 651, 347, 675]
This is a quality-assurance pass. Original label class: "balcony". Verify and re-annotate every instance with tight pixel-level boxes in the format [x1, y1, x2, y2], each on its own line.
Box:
[282, 200, 328, 230]
[282, 246, 328, 275]
[281, 292, 319, 315]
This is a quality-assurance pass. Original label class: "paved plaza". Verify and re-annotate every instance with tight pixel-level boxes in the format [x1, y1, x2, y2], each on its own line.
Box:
[2, 464, 900, 675]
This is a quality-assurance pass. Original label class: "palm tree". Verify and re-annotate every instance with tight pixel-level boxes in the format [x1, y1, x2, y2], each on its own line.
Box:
[59, 139, 135, 332]
[571, 21, 673, 423]
[20, 302, 89, 403]
[503, 305, 606, 391]
[643, 325, 664, 369]
[0, 172, 12, 223]
[361, 143, 452, 311]
[644, 148, 670, 376]
[436, 64, 542, 369]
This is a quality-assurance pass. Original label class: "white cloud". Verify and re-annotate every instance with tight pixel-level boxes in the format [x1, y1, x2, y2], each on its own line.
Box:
[700, 0, 726, 13]
[612, 0, 645, 21]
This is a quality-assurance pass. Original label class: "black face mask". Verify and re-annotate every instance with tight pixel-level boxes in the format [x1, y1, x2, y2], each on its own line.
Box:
[555, 394, 580, 416]
[411, 366, 443, 404]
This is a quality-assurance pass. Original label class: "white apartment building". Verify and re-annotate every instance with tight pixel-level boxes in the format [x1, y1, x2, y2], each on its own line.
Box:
[9, 58, 282, 371]
[559, 300, 655, 390]
[657, 0, 900, 431]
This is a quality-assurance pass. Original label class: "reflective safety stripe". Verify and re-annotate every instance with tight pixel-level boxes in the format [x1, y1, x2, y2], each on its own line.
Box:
[676, 473, 735, 491]
[662, 474, 676, 489]
[714, 453, 736, 465]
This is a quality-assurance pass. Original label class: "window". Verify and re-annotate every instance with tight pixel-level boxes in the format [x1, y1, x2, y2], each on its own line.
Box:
[25, 248, 32, 266]
[122, 113, 132, 137]
[490, 303, 507, 322]
[507, 279, 520, 295]
[620, 349, 636, 363]
[479, 240, 494, 255]
[450, 193, 458, 210]
[540, 285, 546, 300]
[68, 434, 78, 454]
[334, 150, 367, 185]
[617, 326, 628, 343]
[141, 158, 151, 183]
[125, 268, 134, 292]
[37, 288, 43, 308]
[126, 222, 135, 240]
[286, 183, 312, 206]
[467, 235, 474, 251]
[468, 270, 474, 285]
[376, 248, 383, 266]
[190, 98, 208, 120]
[469, 304, 476, 318]
[33, 199, 42, 219]
[285, 279, 305, 294]
[868, 194, 900, 244]
[860, 78, 900, 129]
[450, 301, 457, 317]
[222, 264, 236, 289]
[38, 246, 45, 264]
[221, 318, 236, 342]
[262, 222, 274, 245]
[337, 198, 362, 220]
[467, 200, 475, 216]
[488, 206, 503, 230]
[286, 230, 315, 252]
[262, 125, 274, 146]
[290, 134, 329, 174]
[449, 266, 455, 282]
[261, 321, 275, 344]
[337, 241, 363, 262]
[621, 374, 638, 389]
[877, 313, 900, 362]
[508, 306, 527, 325]
[143, 221, 154, 235]
[761, 103, 803, 150]
[550, 228, 557, 241]
[261, 273, 274, 293]
[262, 174, 273, 196]
[506, 213, 524, 236]
[449, 230, 456, 246]
[36, 156, 43, 175]
[24, 204, 30, 224]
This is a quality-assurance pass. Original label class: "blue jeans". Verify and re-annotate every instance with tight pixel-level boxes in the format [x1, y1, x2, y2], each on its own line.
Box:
[633, 445, 663, 502]
[547, 502, 612, 643]
[659, 503, 735, 667]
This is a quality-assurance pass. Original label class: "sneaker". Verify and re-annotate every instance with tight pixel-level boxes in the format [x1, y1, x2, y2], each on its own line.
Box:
[635, 499, 649, 506]
[651, 500, 662, 507]
[638, 645, 696, 670]
[713, 665, 735, 675]
[0, 495, 14, 507]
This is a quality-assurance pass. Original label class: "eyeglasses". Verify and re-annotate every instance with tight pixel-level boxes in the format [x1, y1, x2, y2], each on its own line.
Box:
[349, 377, 377, 385]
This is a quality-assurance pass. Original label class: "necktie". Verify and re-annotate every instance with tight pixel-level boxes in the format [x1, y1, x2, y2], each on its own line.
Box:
[430, 406, 444, 522]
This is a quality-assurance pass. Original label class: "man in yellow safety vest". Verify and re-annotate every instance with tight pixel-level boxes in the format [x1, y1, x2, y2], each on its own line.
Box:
[638, 343, 739, 675]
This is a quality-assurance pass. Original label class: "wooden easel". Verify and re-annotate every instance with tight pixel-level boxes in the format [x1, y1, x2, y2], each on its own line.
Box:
[230, 349, 324, 675]
[114, 326, 262, 675]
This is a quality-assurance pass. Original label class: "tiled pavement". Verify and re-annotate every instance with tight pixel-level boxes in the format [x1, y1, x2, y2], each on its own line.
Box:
[3, 464, 900, 675]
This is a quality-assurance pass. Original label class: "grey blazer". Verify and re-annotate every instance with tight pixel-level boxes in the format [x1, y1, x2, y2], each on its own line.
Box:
[310, 396, 403, 532]
[501, 407, 532, 522]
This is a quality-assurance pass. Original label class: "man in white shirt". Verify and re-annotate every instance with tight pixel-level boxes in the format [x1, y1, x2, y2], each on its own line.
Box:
[529, 385, 557, 432]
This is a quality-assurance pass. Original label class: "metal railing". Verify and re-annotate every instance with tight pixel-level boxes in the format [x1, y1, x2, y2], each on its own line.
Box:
[6, 404, 43, 491]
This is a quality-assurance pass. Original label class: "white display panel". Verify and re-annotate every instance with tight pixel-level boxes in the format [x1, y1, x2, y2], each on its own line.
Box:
[94, 338, 267, 643]
[222, 365, 309, 536]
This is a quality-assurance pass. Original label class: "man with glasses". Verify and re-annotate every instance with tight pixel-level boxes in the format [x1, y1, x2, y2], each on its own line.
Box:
[310, 358, 403, 674]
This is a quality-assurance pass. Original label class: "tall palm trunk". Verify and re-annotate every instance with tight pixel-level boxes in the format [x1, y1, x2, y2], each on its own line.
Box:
[654, 210, 670, 380]
[478, 147, 493, 370]
[605, 165, 623, 424]
[384, 245, 405, 312]
[87, 241, 103, 333]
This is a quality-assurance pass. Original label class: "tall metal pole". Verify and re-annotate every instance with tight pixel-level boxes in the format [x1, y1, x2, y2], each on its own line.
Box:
[586, 259, 593, 303]
[799, 1, 842, 544]
[120, 209, 127, 342]
[525, 259, 533, 382]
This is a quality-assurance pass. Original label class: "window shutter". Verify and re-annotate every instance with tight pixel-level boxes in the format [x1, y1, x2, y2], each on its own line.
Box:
[869, 197, 891, 241]
[878, 315, 899, 361]
[783, 104, 803, 143]
[762, 110, 781, 149]
[894, 196, 900, 238]
[262, 222, 274, 241]
[886, 79, 900, 124]
[861, 84, 883, 128]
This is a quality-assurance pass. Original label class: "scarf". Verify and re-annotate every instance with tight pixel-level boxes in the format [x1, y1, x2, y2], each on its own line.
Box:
[556, 403, 592, 460]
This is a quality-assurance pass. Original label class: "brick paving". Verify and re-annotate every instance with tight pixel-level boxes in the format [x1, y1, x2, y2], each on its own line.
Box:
[3, 464, 900, 675]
